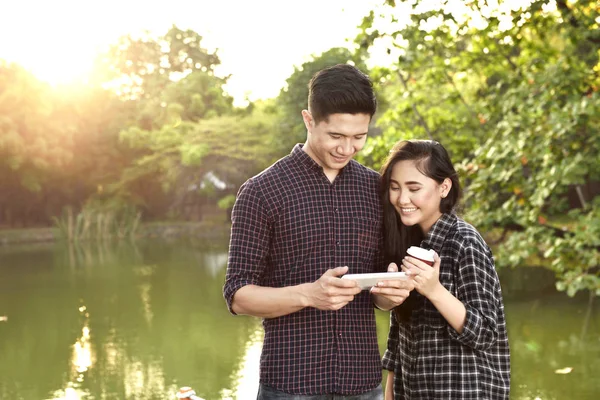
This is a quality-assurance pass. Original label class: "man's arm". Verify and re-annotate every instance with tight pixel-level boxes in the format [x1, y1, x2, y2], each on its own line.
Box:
[224, 180, 361, 319]
[232, 266, 362, 318]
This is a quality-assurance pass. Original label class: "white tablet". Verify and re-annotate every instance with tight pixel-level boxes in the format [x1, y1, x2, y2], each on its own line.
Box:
[341, 272, 408, 290]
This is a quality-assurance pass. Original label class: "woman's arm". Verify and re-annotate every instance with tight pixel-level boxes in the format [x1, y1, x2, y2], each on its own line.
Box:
[385, 370, 395, 400]
[402, 253, 467, 333]
[426, 283, 467, 334]
[405, 237, 504, 350]
[446, 240, 503, 350]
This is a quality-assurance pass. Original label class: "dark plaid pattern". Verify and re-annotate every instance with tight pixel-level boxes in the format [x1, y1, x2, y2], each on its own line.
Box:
[224, 144, 384, 395]
[382, 213, 510, 399]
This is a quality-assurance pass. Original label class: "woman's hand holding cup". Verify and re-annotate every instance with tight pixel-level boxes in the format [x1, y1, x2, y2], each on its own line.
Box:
[402, 247, 442, 298]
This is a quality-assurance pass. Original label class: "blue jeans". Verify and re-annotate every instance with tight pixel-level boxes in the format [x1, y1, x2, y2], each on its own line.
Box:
[257, 384, 383, 400]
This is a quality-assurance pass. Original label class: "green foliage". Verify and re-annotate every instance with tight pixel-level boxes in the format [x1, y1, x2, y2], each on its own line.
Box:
[92, 25, 221, 99]
[0, 25, 241, 226]
[217, 194, 236, 210]
[114, 109, 280, 218]
[2, 5, 598, 299]
[93, 25, 234, 131]
[0, 63, 74, 189]
[0, 63, 74, 226]
[359, 0, 600, 295]
[86, 25, 246, 219]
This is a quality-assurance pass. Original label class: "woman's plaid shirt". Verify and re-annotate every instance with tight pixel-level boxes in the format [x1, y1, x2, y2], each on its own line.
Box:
[382, 213, 511, 399]
[224, 144, 384, 395]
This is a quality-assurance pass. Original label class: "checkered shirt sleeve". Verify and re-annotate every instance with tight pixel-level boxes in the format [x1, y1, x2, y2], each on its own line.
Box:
[447, 235, 503, 350]
[222, 178, 270, 313]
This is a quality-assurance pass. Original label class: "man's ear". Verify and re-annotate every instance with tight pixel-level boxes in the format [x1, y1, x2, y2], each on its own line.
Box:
[301, 110, 313, 131]
[440, 178, 452, 198]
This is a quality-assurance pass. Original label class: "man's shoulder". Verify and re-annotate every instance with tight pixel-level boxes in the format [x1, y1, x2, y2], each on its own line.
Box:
[239, 155, 294, 194]
[348, 160, 380, 184]
[350, 159, 378, 175]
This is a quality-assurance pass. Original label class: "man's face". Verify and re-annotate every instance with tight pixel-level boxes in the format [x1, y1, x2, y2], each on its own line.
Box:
[302, 111, 371, 180]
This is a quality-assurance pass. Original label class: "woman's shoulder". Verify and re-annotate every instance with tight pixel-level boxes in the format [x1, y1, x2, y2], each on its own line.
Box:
[449, 216, 491, 253]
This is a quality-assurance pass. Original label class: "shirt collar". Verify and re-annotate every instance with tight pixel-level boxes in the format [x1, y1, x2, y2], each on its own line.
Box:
[291, 143, 354, 177]
[421, 213, 457, 253]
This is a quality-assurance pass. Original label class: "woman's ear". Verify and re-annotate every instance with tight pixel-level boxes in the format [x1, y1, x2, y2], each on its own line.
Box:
[440, 178, 452, 198]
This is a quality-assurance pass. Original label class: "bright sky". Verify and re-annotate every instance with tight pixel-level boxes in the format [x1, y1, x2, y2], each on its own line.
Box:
[0, 0, 388, 105]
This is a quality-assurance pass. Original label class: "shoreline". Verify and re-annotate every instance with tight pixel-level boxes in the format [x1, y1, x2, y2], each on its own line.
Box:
[0, 221, 231, 246]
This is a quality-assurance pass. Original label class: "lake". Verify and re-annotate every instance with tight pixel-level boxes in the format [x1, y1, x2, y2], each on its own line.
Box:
[0, 238, 598, 399]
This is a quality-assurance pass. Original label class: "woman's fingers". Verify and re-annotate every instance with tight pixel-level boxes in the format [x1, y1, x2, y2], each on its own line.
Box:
[404, 256, 431, 270]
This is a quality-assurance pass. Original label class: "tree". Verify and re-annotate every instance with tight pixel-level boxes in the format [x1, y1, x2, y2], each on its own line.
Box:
[357, 0, 600, 296]
[89, 26, 238, 219]
[116, 108, 280, 219]
[93, 25, 233, 128]
[93, 25, 221, 98]
[0, 62, 75, 226]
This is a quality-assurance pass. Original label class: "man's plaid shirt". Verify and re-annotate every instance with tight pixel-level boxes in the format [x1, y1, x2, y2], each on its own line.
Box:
[224, 144, 384, 395]
[382, 213, 511, 399]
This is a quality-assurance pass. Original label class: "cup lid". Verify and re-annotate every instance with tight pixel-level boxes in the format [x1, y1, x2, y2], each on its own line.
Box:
[407, 246, 435, 261]
[177, 387, 196, 399]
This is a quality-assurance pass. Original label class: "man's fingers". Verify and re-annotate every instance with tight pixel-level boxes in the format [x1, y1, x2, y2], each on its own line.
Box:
[331, 282, 362, 294]
[323, 267, 363, 290]
[328, 276, 361, 290]
[325, 266, 349, 277]
[327, 295, 356, 310]
[335, 294, 356, 304]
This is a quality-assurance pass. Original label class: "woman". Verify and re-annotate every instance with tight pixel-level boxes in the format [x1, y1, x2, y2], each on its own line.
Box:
[380, 140, 510, 399]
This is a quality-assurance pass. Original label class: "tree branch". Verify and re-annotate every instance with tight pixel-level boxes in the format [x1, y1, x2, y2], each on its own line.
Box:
[443, 70, 480, 124]
[397, 70, 435, 141]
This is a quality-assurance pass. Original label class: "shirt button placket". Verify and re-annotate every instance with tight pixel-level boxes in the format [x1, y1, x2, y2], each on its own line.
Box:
[332, 189, 340, 250]
[331, 181, 347, 392]
[331, 184, 342, 393]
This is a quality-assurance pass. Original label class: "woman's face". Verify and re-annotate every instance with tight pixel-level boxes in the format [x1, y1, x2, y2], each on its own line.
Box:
[388, 160, 450, 233]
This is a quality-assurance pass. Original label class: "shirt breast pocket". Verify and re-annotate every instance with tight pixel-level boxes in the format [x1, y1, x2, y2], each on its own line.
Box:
[351, 217, 380, 273]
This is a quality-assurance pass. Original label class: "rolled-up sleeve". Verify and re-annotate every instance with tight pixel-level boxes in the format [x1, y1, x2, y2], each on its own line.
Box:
[223, 179, 272, 314]
[447, 240, 501, 350]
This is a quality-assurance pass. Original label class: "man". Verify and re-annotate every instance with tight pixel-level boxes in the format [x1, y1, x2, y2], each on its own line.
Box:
[223, 64, 412, 399]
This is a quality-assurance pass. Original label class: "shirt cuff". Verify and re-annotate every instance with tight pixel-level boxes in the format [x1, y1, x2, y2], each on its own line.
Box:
[447, 305, 480, 345]
[381, 349, 396, 371]
[223, 280, 252, 315]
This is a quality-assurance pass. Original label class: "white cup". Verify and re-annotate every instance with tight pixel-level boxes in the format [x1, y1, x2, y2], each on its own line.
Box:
[406, 246, 435, 266]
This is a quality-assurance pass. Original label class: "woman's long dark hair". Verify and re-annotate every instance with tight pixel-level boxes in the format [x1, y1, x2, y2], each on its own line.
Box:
[379, 140, 461, 321]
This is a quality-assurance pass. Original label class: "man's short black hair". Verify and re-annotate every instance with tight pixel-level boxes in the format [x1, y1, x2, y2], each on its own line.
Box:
[308, 64, 377, 124]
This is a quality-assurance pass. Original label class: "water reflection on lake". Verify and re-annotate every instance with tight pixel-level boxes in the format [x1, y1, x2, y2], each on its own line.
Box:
[0, 239, 598, 399]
